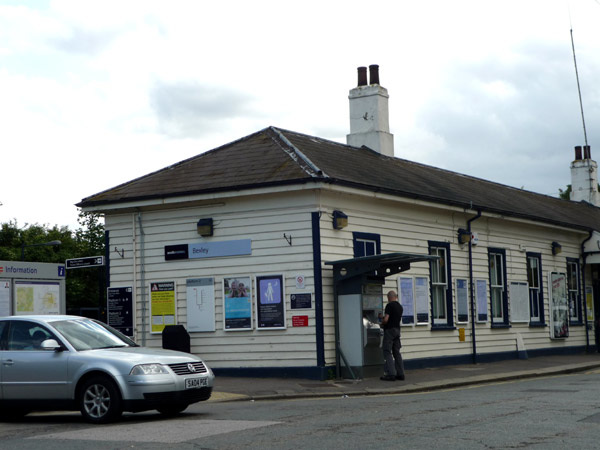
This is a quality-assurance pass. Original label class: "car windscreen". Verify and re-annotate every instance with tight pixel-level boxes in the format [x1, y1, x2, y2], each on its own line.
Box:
[50, 319, 137, 351]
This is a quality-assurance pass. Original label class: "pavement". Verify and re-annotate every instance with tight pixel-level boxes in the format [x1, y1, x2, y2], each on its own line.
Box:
[208, 353, 600, 403]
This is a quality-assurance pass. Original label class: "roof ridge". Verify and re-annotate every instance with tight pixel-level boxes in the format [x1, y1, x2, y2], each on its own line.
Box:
[269, 127, 327, 178]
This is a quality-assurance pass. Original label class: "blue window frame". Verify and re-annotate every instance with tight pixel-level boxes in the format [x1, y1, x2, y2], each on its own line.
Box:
[428, 241, 454, 329]
[526, 252, 545, 325]
[353, 232, 381, 257]
[567, 258, 582, 325]
[488, 248, 509, 327]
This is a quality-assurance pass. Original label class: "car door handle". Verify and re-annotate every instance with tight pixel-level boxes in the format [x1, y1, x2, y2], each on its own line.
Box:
[2, 359, 14, 366]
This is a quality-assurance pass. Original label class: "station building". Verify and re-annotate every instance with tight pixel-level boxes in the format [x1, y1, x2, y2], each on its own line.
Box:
[78, 66, 600, 379]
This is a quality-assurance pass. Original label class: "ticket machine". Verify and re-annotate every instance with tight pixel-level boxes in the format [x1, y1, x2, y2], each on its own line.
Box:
[327, 252, 438, 379]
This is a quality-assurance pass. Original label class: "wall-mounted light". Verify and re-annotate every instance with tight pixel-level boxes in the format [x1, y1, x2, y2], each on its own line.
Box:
[552, 241, 562, 256]
[197, 218, 213, 236]
[332, 210, 348, 230]
[457, 228, 471, 245]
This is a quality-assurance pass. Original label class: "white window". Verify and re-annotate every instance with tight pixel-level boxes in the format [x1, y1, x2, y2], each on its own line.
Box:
[430, 246, 448, 325]
[489, 250, 506, 324]
[526, 254, 543, 323]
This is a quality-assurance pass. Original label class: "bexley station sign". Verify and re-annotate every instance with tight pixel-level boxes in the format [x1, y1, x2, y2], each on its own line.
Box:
[164, 239, 251, 261]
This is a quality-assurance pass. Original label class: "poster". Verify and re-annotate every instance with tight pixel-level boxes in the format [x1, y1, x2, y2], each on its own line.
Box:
[150, 281, 176, 333]
[398, 277, 414, 325]
[456, 279, 468, 323]
[550, 272, 569, 339]
[107, 286, 134, 336]
[476, 279, 488, 322]
[586, 286, 594, 324]
[415, 276, 429, 324]
[256, 275, 286, 329]
[223, 276, 252, 331]
[14, 281, 60, 315]
[186, 278, 215, 332]
[509, 282, 530, 323]
[0, 281, 10, 316]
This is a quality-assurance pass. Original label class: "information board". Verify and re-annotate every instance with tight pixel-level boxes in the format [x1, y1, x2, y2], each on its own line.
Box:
[14, 281, 60, 315]
[107, 286, 133, 336]
[186, 278, 215, 332]
[290, 293, 312, 309]
[0, 281, 10, 316]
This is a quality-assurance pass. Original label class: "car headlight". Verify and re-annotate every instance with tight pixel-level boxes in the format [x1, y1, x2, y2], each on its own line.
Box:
[130, 363, 169, 375]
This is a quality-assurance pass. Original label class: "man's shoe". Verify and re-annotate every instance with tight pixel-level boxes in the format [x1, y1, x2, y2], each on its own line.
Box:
[395, 375, 405, 380]
[380, 375, 396, 381]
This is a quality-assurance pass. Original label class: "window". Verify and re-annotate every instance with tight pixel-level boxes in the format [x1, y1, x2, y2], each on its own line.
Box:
[489, 248, 509, 327]
[428, 241, 453, 328]
[353, 232, 381, 257]
[567, 258, 582, 324]
[8, 321, 53, 351]
[526, 252, 544, 325]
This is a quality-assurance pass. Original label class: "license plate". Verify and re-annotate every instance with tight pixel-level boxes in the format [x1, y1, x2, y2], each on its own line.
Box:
[185, 377, 208, 389]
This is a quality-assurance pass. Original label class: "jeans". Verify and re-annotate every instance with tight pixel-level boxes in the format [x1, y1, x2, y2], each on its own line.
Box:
[382, 327, 404, 377]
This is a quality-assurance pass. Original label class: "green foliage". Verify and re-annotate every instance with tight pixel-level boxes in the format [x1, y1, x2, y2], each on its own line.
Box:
[558, 185, 572, 201]
[0, 210, 106, 313]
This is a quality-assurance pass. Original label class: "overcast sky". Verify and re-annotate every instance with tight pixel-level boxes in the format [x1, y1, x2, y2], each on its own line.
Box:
[1, 0, 599, 230]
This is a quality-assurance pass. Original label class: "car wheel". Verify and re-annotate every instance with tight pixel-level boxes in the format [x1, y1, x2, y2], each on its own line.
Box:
[79, 376, 122, 424]
[157, 404, 188, 417]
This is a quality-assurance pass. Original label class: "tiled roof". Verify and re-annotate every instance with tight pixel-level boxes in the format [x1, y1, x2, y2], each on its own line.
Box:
[78, 126, 600, 232]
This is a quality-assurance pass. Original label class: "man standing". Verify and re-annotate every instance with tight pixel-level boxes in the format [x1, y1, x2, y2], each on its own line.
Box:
[380, 290, 405, 381]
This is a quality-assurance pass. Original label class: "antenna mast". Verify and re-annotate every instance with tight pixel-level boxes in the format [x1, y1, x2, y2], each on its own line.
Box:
[570, 27, 588, 147]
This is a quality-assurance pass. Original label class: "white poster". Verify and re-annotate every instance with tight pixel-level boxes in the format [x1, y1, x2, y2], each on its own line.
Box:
[0, 281, 10, 316]
[415, 276, 429, 325]
[456, 279, 469, 323]
[186, 278, 215, 332]
[550, 272, 569, 339]
[509, 282, 530, 323]
[476, 279, 488, 322]
[398, 277, 414, 325]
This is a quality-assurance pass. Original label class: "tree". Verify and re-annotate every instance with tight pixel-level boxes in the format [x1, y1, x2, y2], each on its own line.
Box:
[558, 185, 572, 201]
[0, 210, 106, 314]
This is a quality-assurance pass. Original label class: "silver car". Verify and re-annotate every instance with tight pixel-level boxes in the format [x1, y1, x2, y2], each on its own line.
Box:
[0, 315, 215, 423]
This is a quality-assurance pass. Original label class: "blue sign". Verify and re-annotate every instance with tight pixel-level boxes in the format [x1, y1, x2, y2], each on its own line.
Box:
[189, 239, 251, 259]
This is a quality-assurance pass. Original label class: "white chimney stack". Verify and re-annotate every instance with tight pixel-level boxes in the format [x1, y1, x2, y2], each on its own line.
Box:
[346, 65, 394, 157]
[570, 145, 600, 206]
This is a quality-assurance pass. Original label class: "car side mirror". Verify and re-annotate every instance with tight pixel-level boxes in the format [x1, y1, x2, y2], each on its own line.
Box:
[41, 339, 62, 351]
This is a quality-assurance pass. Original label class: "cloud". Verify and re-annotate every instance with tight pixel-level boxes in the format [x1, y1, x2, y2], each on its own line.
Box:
[50, 25, 122, 55]
[149, 80, 258, 138]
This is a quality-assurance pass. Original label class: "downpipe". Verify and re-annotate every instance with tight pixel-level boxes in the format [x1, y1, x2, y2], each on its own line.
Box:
[467, 209, 482, 364]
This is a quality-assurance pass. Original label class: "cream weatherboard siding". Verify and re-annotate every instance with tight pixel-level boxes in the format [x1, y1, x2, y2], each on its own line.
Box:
[105, 190, 322, 369]
[318, 187, 590, 363]
[98, 182, 591, 374]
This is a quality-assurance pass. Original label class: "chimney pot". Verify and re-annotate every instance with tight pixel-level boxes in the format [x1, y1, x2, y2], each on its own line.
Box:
[575, 146, 583, 160]
[357, 67, 367, 87]
[369, 64, 379, 85]
[584, 145, 591, 159]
